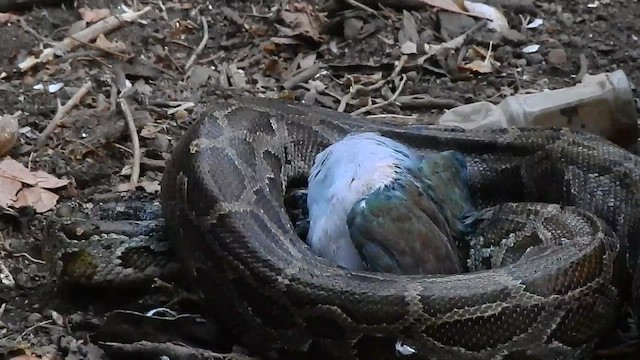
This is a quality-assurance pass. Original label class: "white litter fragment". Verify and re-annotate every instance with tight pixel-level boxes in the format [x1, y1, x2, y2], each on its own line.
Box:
[526, 18, 544, 29]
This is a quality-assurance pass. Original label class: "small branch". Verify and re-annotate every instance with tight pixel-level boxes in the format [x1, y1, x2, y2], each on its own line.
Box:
[19, 18, 50, 43]
[343, 0, 383, 19]
[576, 53, 589, 83]
[391, 94, 462, 109]
[1, 6, 151, 80]
[283, 64, 323, 90]
[338, 56, 406, 112]
[36, 81, 92, 148]
[118, 98, 141, 185]
[185, 15, 209, 71]
[98, 340, 248, 360]
[351, 74, 407, 116]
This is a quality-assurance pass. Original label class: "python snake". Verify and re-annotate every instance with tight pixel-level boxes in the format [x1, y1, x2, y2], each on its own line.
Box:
[48, 97, 640, 359]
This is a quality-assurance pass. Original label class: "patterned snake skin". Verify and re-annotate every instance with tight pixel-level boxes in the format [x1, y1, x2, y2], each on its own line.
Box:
[153, 97, 640, 360]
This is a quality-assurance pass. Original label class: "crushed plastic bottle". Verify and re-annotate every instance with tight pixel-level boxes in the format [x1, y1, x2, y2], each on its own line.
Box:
[436, 70, 638, 148]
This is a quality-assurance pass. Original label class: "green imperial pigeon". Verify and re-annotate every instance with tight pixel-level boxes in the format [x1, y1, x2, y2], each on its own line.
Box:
[306, 132, 476, 275]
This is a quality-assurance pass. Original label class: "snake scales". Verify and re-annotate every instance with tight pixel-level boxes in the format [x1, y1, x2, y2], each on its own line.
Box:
[46, 97, 640, 359]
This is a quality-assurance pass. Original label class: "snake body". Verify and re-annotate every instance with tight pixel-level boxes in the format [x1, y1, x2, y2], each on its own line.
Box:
[155, 97, 640, 359]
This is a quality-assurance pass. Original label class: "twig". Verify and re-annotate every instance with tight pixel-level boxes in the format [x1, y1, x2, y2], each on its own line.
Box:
[185, 15, 209, 71]
[351, 74, 407, 116]
[0, 6, 151, 80]
[167, 102, 195, 115]
[68, 34, 131, 59]
[338, 56, 406, 112]
[0, 233, 46, 263]
[36, 81, 92, 148]
[19, 18, 50, 43]
[391, 94, 462, 109]
[283, 64, 323, 90]
[417, 19, 488, 64]
[155, 0, 169, 22]
[98, 341, 248, 360]
[118, 98, 141, 185]
[19, 320, 53, 339]
[344, 0, 383, 19]
[576, 53, 589, 83]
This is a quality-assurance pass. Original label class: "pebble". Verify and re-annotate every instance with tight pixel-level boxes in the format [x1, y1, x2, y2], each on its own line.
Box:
[0, 112, 19, 157]
[419, 29, 436, 44]
[438, 12, 476, 38]
[525, 54, 544, 65]
[558, 34, 570, 44]
[569, 36, 584, 48]
[26, 312, 43, 325]
[500, 29, 526, 46]
[546, 48, 567, 65]
[153, 133, 171, 153]
[493, 46, 514, 63]
[515, 58, 527, 67]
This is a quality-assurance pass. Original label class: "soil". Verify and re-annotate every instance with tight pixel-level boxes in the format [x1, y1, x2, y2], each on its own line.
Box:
[0, 0, 639, 359]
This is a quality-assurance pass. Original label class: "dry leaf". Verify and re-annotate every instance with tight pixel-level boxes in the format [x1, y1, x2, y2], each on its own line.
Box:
[463, 1, 509, 32]
[460, 59, 494, 73]
[94, 34, 127, 53]
[0, 12, 20, 24]
[78, 7, 111, 23]
[0, 158, 69, 188]
[14, 186, 59, 213]
[0, 176, 21, 208]
[280, 2, 328, 44]
[420, 0, 490, 19]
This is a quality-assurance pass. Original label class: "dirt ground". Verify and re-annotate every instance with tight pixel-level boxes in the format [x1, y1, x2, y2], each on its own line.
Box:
[1, 0, 640, 359]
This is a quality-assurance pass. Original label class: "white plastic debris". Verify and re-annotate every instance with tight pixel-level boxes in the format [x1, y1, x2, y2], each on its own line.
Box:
[522, 44, 541, 53]
[0, 262, 15, 287]
[400, 41, 418, 55]
[526, 18, 544, 29]
[395, 340, 417, 356]
[48, 82, 64, 93]
[146, 307, 178, 317]
[464, 1, 509, 33]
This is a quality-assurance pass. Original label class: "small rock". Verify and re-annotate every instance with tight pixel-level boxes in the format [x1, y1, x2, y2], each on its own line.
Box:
[515, 58, 527, 67]
[188, 65, 214, 89]
[500, 29, 526, 46]
[153, 133, 170, 153]
[26, 312, 43, 325]
[569, 36, 584, 48]
[546, 48, 567, 65]
[405, 71, 419, 81]
[558, 34, 570, 44]
[559, 13, 574, 26]
[438, 12, 476, 39]
[174, 109, 189, 123]
[494, 46, 514, 62]
[0, 111, 20, 157]
[526, 53, 544, 65]
[343, 17, 364, 40]
[419, 29, 436, 44]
